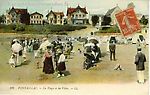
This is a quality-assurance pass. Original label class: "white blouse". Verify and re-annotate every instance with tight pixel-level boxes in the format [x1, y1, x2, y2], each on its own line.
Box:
[58, 54, 65, 63]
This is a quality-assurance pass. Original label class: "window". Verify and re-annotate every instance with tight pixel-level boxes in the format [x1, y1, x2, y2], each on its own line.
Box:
[37, 16, 38, 19]
[72, 15, 74, 18]
[139, 35, 144, 41]
[60, 16, 63, 19]
[145, 30, 147, 33]
[83, 15, 85, 17]
[76, 14, 78, 18]
[79, 14, 81, 18]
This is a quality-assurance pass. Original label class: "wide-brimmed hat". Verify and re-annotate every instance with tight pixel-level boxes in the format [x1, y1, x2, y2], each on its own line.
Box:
[57, 49, 63, 54]
[137, 47, 142, 51]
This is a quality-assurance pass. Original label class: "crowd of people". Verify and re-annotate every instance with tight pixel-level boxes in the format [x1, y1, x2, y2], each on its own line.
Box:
[8, 33, 147, 83]
[9, 36, 73, 78]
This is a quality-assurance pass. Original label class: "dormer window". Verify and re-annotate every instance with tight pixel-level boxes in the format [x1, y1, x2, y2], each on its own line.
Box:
[79, 14, 81, 17]
[72, 15, 74, 17]
[76, 14, 78, 18]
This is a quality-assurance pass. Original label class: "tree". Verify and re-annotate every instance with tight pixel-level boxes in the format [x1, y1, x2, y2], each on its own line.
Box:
[0, 14, 5, 24]
[140, 15, 148, 25]
[101, 15, 111, 26]
[91, 15, 99, 26]
[101, 15, 111, 30]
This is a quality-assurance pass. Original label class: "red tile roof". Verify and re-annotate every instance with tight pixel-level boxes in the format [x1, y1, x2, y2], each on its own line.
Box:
[15, 9, 27, 14]
[9, 7, 28, 14]
[67, 5, 88, 16]
[53, 12, 64, 16]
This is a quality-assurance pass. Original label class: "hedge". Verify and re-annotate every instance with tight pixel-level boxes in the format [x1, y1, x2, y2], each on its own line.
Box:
[98, 25, 120, 33]
[0, 24, 87, 34]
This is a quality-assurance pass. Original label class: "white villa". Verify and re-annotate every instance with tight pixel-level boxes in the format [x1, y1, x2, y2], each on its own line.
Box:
[46, 10, 64, 25]
[67, 5, 88, 25]
[30, 12, 43, 25]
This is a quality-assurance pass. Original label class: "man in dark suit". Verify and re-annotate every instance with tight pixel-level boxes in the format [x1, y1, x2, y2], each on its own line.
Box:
[134, 48, 146, 84]
[109, 40, 116, 61]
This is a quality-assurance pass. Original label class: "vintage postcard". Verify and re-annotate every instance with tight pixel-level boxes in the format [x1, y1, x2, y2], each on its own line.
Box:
[0, 0, 149, 95]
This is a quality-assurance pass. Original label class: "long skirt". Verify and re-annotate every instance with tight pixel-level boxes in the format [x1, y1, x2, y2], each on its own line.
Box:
[137, 71, 145, 83]
[57, 62, 66, 72]
[43, 57, 54, 74]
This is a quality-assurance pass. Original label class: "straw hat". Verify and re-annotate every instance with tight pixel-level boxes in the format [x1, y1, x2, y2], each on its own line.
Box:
[137, 47, 142, 51]
[57, 49, 63, 54]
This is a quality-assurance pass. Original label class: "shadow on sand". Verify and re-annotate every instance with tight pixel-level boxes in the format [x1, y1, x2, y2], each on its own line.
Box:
[15, 60, 31, 67]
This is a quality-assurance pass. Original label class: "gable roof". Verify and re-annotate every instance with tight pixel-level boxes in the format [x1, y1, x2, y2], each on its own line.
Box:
[105, 6, 118, 16]
[9, 7, 28, 14]
[53, 12, 64, 16]
[30, 12, 43, 17]
[46, 10, 64, 17]
[67, 5, 88, 16]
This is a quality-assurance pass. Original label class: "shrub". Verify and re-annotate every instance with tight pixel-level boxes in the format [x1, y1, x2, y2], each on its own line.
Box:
[15, 24, 25, 31]
[45, 24, 87, 33]
[98, 25, 120, 33]
[5, 24, 16, 30]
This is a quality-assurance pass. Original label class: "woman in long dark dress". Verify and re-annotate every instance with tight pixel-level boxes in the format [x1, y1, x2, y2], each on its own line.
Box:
[43, 46, 54, 74]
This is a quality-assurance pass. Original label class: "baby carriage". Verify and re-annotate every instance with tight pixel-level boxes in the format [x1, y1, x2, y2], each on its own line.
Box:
[83, 46, 96, 70]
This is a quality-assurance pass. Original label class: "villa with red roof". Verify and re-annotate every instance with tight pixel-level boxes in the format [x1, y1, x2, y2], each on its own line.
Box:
[5, 7, 30, 25]
[67, 5, 88, 25]
[46, 10, 64, 25]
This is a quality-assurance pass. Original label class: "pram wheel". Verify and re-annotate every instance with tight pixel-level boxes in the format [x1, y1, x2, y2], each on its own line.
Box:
[83, 61, 90, 70]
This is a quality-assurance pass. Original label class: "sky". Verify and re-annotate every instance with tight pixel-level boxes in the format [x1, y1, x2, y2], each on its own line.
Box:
[0, 0, 149, 18]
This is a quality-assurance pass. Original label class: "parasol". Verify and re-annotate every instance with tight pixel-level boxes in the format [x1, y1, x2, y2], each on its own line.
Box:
[84, 43, 95, 47]
[89, 39, 99, 44]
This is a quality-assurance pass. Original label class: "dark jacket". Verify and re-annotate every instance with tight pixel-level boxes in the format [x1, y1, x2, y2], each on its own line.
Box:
[109, 43, 116, 52]
[33, 42, 39, 50]
[135, 52, 146, 71]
